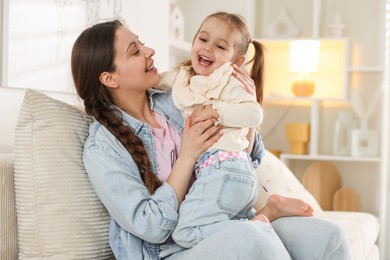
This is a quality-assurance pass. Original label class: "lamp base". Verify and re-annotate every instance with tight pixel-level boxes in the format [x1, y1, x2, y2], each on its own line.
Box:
[291, 79, 315, 96]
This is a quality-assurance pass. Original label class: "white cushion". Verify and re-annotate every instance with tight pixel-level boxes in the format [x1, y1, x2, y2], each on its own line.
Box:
[254, 150, 379, 259]
[366, 244, 379, 260]
[323, 211, 380, 260]
[14, 89, 113, 258]
[255, 150, 323, 215]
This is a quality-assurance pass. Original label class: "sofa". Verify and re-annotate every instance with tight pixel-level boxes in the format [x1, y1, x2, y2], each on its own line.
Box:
[0, 89, 380, 259]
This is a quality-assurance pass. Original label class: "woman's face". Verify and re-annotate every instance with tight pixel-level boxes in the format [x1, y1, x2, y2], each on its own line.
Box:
[191, 17, 240, 76]
[111, 27, 160, 93]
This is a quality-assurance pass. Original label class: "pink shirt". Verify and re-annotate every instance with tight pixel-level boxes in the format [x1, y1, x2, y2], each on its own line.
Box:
[152, 112, 182, 182]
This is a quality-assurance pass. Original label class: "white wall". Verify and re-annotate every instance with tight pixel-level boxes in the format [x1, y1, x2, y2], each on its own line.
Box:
[0, 0, 255, 152]
[177, 0, 256, 42]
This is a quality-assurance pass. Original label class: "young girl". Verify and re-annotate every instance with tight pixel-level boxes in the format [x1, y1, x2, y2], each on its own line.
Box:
[159, 12, 312, 249]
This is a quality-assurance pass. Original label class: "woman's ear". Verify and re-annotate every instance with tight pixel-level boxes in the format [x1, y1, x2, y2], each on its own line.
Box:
[99, 71, 118, 89]
[234, 55, 245, 67]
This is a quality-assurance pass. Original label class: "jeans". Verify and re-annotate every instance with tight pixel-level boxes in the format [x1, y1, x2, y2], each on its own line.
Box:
[164, 217, 351, 260]
[172, 149, 259, 248]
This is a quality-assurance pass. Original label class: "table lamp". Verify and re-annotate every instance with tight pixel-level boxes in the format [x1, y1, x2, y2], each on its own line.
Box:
[289, 40, 320, 96]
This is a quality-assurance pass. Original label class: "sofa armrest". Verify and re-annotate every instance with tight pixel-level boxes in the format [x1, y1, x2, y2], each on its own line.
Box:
[0, 154, 18, 259]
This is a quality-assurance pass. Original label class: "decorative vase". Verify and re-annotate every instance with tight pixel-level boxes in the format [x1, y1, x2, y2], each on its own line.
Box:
[333, 187, 360, 211]
[285, 123, 310, 154]
[350, 128, 379, 157]
[333, 111, 357, 155]
[349, 89, 380, 157]
[326, 13, 346, 38]
[169, 3, 185, 40]
[302, 161, 342, 211]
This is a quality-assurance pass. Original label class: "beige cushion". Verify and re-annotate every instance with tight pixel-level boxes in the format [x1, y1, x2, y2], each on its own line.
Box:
[14, 89, 113, 258]
[323, 211, 380, 260]
[255, 150, 324, 215]
[0, 155, 18, 260]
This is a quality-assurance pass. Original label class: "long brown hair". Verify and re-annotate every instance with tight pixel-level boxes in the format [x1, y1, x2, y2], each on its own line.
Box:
[181, 12, 265, 105]
[71, 20, 162, 194]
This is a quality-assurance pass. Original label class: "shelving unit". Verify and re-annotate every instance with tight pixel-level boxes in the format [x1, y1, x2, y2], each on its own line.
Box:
[260, 36, 383, 158]
[258, 38, 351, 157]
[265, 61, 383, 160]
[262, 35, 384, 252]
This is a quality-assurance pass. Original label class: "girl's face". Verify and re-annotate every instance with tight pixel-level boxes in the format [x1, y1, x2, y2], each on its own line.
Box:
[191, 17, 241, 76]
[111, 27, 160, 93]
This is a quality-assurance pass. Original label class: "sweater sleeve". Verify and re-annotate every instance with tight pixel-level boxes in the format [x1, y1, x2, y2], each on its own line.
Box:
[211, 76, 263, 128]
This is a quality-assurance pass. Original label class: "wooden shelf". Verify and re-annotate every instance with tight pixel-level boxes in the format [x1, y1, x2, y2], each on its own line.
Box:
[281, 153, 381, 163]
[264, 96, 348, 102]
[347, 66, 383, 72]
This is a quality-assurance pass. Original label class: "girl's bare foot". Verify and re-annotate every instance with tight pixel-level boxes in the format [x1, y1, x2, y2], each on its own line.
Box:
[256, 194, 314, 222]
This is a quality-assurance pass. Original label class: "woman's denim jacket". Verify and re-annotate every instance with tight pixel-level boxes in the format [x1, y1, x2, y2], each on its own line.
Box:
[82, 89, 265, 259]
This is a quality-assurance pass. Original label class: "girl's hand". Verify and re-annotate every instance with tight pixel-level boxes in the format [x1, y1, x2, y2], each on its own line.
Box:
[190, 104, 220, 126]
[231, 64, 256, 96]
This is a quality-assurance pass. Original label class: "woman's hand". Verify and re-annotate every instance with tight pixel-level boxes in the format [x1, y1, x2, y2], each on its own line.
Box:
[231, 64, 256, 96]
[191, 65, 255, 126]
[167, 116, 221, 205]
[180, 116, 221, 162]
[231, 64, 258, 154]
[190, 104, 220, 126]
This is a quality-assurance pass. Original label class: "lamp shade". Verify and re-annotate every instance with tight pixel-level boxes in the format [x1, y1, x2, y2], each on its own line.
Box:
[249, 38, 348, 99]
[289, 40, 320, 73]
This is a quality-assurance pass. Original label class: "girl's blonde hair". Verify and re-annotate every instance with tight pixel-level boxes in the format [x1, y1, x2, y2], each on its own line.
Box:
[181, 11, 265, 105]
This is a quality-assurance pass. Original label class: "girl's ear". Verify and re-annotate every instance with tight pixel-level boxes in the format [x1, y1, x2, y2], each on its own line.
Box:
[99, 71, 119, 89]
[234, 55, 245, 67]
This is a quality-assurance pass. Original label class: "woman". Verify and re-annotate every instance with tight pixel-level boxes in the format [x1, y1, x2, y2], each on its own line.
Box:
[71, 19, 351, 259]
